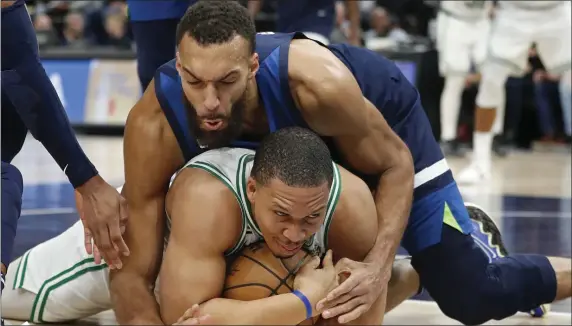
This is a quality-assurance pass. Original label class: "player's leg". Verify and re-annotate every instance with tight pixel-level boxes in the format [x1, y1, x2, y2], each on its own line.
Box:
[1, 221, 112, 323]
[458, 16, 531, 183]
[1, 90, 28, 163]
[130, 19, 179, 91]
[535, 6, 572, 140]
[559, 70, 572, 140]
[405, 186, 570, 325]
[437, 13, 472, 156]
[1, 162, 24, 296]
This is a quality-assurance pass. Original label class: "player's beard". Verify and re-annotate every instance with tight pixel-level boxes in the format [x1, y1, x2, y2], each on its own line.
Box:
[184, 92, 246, 150]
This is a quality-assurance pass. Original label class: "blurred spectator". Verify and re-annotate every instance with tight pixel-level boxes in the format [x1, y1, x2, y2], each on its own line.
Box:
[330, 1, 349, 43]
[61, 11, 89, 48]
[529, 46, 564, 142]
[102, 5, 131, 49]
[33, 13, 59, 47]
[559, 70, 572, 143]
[364, 6, 410, 49]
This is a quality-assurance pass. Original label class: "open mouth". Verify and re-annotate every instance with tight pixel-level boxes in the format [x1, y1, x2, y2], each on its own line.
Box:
[202, 119, 223, 131]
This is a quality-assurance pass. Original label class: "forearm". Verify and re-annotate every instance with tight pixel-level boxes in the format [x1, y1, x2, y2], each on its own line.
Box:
[110, 273, 164, 325]
[200, 294, 308, 325]
[30, 96, 97, 188]
[2, 4, 97, 188]
[367, 151, 414, 264]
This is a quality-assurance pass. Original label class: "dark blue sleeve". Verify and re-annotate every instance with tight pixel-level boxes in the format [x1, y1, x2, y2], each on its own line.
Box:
[1, 4, 97, 188]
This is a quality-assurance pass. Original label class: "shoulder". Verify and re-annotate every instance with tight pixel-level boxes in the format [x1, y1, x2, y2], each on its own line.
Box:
[167, 166, 243, 249]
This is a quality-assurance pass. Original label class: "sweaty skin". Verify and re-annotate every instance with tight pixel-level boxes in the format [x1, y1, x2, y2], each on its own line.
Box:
[109, 81, 184, 325]
[158, 163, 416, 325]
[111, 39, 413, 324]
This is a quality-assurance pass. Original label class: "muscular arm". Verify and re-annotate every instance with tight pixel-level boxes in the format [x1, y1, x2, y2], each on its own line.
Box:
[322, 166, 385, 325]
[159, 169, 310, 326]
[109, 80, 184, 325]
[290, 42, 414, 268]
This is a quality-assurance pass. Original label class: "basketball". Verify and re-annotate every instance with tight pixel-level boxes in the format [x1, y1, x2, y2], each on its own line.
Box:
[223, 241, 320, 325]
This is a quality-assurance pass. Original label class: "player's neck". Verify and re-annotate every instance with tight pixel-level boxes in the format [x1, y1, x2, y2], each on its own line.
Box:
[242, 79, 268, 134]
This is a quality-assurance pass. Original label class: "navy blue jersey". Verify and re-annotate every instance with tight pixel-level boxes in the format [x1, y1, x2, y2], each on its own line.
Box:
[275, 0, 335, 38]
[127, 0, 195, 21]
[1, 0, 26, 13]
[154, 32, 453, 201]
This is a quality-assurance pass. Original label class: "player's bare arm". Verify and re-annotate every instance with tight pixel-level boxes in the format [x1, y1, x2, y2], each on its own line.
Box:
[109, 80, 184, 325]
[160, 167, 335, 325]
[289, 40, 414, 320]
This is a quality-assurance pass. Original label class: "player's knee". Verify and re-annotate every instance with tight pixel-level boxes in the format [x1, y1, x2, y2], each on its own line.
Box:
[1, 162, 23, 198]
[476, 64, 510, 108]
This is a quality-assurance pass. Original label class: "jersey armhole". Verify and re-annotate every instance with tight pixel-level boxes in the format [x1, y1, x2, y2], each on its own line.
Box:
[184, 161, 248, 257]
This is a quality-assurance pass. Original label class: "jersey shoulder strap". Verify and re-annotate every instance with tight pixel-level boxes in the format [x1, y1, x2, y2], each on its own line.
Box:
[154, 59, 200, 162]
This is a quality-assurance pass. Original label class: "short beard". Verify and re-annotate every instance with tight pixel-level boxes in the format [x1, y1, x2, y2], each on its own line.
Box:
[184, 92, 246, 150]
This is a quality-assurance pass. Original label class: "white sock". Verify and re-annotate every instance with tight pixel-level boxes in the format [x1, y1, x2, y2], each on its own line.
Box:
[473, 131, 492, 170]
[440, 75, 466, 141]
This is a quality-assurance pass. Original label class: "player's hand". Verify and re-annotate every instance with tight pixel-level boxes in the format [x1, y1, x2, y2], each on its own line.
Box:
[76, 176, 129, 269]
[174, 304, 215, 325]
[316, 258, 387, 323]
[293, 250, 338, 316]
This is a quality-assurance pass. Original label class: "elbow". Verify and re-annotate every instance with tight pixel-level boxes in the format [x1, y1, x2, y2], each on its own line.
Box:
[397, 145, 414, 177]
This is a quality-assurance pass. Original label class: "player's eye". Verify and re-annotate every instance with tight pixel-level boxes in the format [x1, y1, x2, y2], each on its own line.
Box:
[187, 80, 202, 86]
[308, 213, 320, 219]
[220, 79, 236, 85]
[274, 211, 287, 217]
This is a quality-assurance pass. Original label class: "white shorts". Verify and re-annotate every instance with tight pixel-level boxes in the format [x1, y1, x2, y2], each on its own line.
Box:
[436, 12, 490, 75]
[2, 221, 111, 323]
[484, 4, 572, 76]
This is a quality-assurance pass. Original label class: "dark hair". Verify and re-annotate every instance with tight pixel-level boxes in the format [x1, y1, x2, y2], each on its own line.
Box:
[252, 127, 334, 188]
[176, 0, 256, 54]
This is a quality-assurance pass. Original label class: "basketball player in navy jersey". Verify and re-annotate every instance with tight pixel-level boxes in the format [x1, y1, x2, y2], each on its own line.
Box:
[110, 2, 570, 325]
[247, 0, 361, 46]
[127, 0, 196, 91]
[1, 0, 128, 303]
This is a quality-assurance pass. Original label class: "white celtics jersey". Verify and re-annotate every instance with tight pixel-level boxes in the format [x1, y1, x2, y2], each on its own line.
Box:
[440, 1, 489, 21]
[497, 1, 563, 11]
[166, 148, 342, 257]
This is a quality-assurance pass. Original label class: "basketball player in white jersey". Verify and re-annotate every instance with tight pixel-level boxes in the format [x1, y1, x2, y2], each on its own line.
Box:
[436, 1, 491, 156]
[1, 128, 421, 324]
[458, 0, 572, 183]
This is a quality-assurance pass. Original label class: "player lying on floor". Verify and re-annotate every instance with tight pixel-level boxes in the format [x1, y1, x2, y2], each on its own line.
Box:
[3, 128, 571, 325]
[1, 128, 419, 325]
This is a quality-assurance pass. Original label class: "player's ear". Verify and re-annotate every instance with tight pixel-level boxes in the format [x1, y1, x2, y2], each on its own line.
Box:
[246, 176, 257, 202]
[249, 53, 259, 78]
[175, 52, 182, 76]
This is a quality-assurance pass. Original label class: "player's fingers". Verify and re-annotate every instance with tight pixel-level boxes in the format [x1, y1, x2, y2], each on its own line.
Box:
[326, 275, 359, 301]
[322, 250, 334, 269]
[109, 219, 130, 257]
[300, 255, 320, 272]
[95, 228, 121, 269]
[334, 258, 355, 273]
[83, 226, 93, 255]
[322, 297, 363, 320]
[117, 198, 131, 255]
[93, 244, 102, 265]
[337, 304, 369, 324]
[317, 292, 353, 312]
